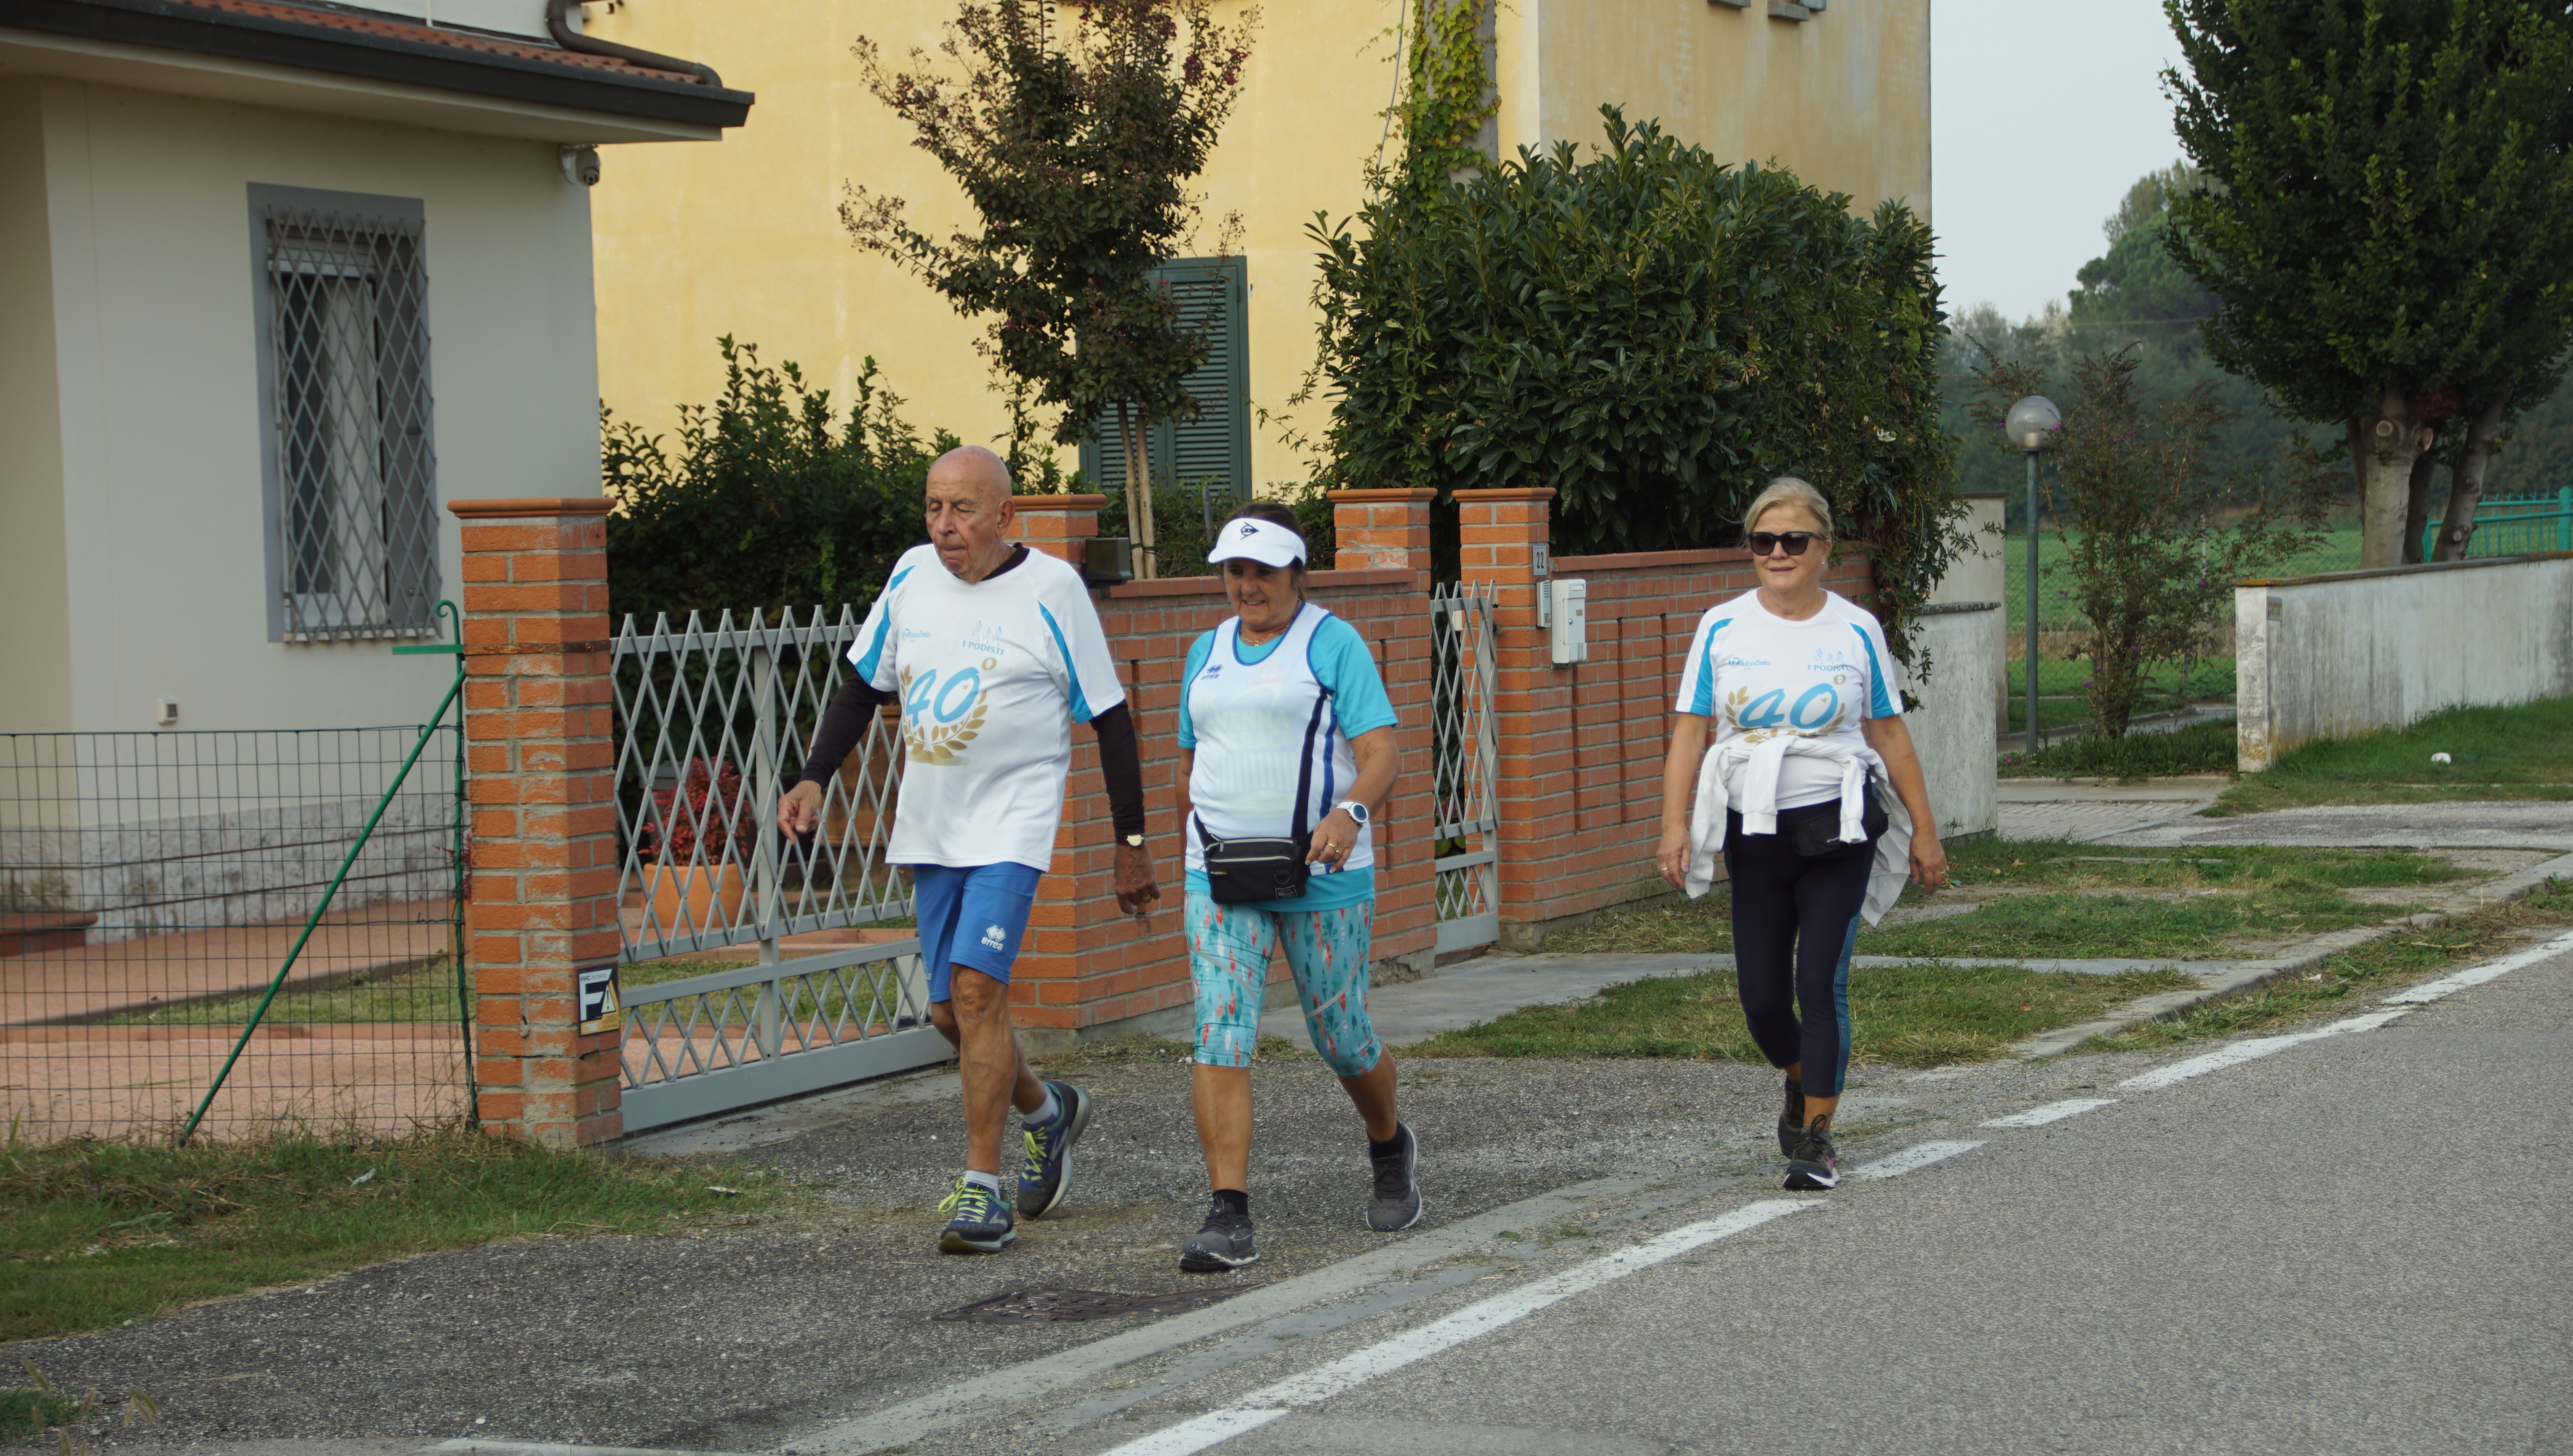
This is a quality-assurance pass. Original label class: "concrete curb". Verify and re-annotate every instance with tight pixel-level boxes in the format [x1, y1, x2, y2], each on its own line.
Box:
[2007, 849, 2573, 1059]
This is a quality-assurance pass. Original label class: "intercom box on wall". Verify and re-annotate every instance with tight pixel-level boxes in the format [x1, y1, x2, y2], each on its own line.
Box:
[1549, 579, 1588, 664]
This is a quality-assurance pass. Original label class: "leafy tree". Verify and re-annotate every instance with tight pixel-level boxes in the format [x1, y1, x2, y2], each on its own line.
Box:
[602, 338, 947, 624]
[1970, 346, 2335, 738]
[1308, 108, 1963, 660]
[842, 0, 1256, 576]
[2163, 0, 2573, 567]
[2068, 166, 2218, 340]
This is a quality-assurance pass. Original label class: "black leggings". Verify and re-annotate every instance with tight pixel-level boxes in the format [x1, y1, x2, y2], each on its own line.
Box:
[1723, 804, 1873, 1098]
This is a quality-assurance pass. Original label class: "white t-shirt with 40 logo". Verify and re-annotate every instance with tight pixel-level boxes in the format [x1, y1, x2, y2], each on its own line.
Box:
[1673, 589, 1902, 812]
[845, 544, 1125, 871]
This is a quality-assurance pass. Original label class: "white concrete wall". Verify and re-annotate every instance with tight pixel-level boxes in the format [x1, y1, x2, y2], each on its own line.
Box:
[0, 84, 73, 732]
[1898, 601, 2001, 839]
[2234, 553, 2573, 771]
[5, 77, 600, 734]
[1927, 493, 2007, 735]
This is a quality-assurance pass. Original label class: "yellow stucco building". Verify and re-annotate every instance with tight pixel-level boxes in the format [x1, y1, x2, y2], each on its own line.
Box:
[582, 0, 1930, 496]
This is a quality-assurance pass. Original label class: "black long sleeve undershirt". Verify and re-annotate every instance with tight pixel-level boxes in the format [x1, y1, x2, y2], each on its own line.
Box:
[795, 670, 1149, 841]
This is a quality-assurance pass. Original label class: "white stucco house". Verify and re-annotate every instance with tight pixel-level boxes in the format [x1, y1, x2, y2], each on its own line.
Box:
[1, 0, 751, 734]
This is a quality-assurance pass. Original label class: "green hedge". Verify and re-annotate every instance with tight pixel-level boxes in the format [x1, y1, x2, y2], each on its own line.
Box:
[1308, 108, 1964, 653]
[602, 339, 950, 625]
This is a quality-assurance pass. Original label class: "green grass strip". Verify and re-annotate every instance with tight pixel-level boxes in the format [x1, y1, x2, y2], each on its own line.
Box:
[2000, 717, 2239, 780]
[2080, 877, 2573, 1052]
[1408, 960, 2195, 1069]
[2211, 696, 2573, 815]
[0, 1129, 789, 1343]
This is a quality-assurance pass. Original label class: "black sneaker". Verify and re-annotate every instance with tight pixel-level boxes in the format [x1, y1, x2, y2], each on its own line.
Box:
[936, 1178, 1016, 1254]
[1016, 1080, 1094, 1220]
[1178, 1201, 1259, 1272]
[1777, 1076, 1806, 1158]
[1784, 1124, 1839, 1191]
[1367, 1124, 1424, 1232]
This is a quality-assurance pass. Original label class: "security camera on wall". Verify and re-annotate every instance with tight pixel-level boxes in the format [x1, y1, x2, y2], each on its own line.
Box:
[560, 144, 602, 187]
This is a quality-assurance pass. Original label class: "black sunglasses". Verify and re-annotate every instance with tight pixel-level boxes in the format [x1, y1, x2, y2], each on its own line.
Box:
[1747, 531, 1821, 557]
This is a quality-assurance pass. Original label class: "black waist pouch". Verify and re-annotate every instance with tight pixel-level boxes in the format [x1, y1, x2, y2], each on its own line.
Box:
[1787, 776, 1888, 859]
[1197, 687, 1332, 906]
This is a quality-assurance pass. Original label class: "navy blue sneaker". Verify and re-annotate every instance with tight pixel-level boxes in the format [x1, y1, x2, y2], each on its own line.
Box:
[936, 1178, 1016, 1254]
[1017, 1080, 1094, 1220]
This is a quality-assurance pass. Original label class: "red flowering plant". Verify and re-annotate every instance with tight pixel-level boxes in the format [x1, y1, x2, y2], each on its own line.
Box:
[634, 757, 759, 868]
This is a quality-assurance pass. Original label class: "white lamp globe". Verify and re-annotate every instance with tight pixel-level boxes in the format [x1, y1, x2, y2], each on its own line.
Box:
[2004, 396, 2061, 453]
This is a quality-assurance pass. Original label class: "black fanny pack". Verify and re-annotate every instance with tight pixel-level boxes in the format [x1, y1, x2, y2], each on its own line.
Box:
[1197, 688, 1333, 905]
[1787, 775, 1889, 859]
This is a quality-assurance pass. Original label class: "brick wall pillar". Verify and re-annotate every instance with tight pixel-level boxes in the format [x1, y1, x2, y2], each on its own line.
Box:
[1328, 488, 1436, 580]
[1455, 488, 1564, 949]
[1009, 494, 1104, 567]
[449, 497, 622, 1149]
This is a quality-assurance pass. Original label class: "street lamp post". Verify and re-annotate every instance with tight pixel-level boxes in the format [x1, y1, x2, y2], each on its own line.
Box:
[2004, 396, 2061, 760]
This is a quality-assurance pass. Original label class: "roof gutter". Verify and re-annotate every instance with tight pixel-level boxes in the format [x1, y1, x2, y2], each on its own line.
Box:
[544, 0, 718, 88]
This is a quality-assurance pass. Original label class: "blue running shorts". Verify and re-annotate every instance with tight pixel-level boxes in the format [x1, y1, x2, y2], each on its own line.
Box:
[913, 861, 1044, 1002]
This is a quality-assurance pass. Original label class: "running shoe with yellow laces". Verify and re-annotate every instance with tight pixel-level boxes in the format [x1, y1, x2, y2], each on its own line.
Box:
[936, 1176, 1016, 1254]
[1016, 1079, 1094, 1219]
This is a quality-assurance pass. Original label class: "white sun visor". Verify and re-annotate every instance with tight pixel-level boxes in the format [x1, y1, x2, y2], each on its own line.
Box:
[1206, 516, 1308, 568]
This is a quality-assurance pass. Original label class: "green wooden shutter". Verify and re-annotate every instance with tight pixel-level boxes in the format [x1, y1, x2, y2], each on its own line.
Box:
[1079, 257, 1249, 503]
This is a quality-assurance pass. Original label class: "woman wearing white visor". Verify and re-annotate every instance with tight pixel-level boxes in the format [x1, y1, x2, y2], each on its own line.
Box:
[1172, 502, 1419, 1272]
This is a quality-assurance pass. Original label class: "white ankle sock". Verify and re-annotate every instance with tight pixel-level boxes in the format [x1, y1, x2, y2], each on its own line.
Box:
[962, 1168, 1004, 1193]
[1023, 1084, 1061, 1128]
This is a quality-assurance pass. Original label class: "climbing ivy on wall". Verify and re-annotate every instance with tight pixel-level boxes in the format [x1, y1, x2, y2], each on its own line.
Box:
[1397, 0, 1498, 189]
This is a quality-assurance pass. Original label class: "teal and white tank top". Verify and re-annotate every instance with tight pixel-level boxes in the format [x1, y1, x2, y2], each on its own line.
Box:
[1180, 602, 1396, 883]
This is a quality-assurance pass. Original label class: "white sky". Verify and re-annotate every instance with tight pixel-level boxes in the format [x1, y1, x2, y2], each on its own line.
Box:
[1930, 0, 2189, 323]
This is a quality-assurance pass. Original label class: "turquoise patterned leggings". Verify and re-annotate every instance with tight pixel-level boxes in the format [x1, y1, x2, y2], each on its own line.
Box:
[1185, 890, 1382, 1076]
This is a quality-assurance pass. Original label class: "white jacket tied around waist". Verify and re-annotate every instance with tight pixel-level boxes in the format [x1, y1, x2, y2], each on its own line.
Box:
[1685, 732, 1913, 926]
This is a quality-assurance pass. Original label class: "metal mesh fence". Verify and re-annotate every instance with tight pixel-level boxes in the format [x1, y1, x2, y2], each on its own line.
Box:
[0, 728, 467, 1141]
[1429, 585, 1500, 954]
[611, 608, 947, 1134]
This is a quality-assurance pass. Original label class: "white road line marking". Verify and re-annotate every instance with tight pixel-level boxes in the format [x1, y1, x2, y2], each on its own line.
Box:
[1095, 1200, 1816, 1456]
[1101, 1409, 1292, 1456]
[2381, 927, 2573, 1004]
[1846, 1141, 1984, 1179]
[2116, 1009, 2410, 1090]
[1980, 1098, 2118, 1128]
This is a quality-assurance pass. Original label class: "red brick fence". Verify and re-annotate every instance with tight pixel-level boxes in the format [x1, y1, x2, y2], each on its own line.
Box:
[450, 491, 1882, 1148]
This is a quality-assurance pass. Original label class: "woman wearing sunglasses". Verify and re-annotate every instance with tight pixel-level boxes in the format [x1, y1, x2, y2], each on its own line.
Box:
[1653, 477, 1947, 1191]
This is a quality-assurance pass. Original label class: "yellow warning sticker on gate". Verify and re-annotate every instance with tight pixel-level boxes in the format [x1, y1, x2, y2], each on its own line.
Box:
[576, 963, 622, 1034]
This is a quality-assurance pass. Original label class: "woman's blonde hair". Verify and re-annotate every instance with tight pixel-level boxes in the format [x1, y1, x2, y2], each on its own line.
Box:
[1742, 477, 1833, 538]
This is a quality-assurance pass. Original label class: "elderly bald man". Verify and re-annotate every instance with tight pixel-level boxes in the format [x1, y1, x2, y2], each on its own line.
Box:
[780, 446, 1157, 1254]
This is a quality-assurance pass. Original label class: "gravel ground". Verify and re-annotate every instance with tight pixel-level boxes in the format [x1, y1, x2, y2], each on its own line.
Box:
[11, 1039, 2118, 1454]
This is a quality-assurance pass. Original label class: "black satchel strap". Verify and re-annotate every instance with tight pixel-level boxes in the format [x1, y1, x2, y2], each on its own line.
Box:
[1288, 685, 1332, 844]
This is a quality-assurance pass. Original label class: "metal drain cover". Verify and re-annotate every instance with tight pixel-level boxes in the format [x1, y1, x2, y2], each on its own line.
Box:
[933, 1287, 1250, 1324]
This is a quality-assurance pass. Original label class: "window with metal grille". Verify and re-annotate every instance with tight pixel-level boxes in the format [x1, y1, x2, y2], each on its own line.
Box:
[252, 187, 437, 641]
[1077, 256, 1250, 504]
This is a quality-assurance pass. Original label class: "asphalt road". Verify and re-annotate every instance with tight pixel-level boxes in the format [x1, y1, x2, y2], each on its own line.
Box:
[1010, 934, 2573, 1456]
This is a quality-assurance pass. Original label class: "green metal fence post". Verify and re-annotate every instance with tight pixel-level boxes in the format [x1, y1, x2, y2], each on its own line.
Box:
[2560, 487, 2571, 553]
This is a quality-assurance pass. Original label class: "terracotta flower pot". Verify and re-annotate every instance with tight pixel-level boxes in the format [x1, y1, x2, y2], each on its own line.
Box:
[644, 863, 747, 934]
